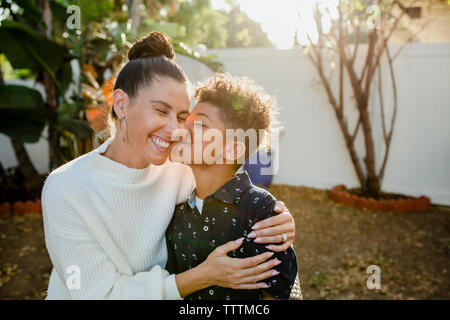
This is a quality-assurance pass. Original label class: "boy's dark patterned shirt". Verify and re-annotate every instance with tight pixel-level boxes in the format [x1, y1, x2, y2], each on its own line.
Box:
[165, 170, 298, 300]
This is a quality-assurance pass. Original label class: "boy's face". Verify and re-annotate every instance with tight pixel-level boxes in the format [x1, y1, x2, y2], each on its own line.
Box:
[185, 102, 227, 165]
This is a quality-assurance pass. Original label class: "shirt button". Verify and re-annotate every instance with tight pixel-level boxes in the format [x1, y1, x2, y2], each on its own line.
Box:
[209, 289, 214, 295]
[203, 226, 209, 231]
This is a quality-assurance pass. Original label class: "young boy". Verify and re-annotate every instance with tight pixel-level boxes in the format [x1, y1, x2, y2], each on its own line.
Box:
[165, 73, 298, 300]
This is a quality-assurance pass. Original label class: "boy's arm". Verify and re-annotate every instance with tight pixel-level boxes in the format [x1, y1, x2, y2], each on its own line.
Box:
[244, 193, 298, 299]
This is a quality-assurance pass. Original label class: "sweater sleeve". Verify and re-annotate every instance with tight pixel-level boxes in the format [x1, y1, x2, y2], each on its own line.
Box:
[42, 176, 182, 300]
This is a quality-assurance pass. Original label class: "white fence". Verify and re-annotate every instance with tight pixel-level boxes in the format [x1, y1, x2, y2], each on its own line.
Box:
[1, 43, 449, 205]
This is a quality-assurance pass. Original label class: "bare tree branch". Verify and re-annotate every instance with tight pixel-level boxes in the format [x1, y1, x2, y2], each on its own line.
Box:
[351, 115, 361, 142]
[364, 10, 405, 95]
[379, 45, 398, 182]
[392, 19, 431, 61]
[377, 63, 388, 141]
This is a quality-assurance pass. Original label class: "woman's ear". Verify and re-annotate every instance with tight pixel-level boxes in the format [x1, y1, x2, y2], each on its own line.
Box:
[224, 140, 246, 164]
[113, 89, 129, 119]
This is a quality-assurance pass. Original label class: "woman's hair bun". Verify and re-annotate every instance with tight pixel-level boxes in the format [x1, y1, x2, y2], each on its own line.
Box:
[127, 31, 175, 61]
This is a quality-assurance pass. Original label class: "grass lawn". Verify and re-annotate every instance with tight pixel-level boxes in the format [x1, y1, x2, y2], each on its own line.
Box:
[0, 184, 449, 299]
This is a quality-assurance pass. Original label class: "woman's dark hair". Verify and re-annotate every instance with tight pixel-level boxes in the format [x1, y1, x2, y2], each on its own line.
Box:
[111, 32, 187, 119]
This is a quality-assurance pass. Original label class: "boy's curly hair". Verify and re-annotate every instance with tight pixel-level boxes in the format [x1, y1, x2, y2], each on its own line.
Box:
[194, 73, 279, 161]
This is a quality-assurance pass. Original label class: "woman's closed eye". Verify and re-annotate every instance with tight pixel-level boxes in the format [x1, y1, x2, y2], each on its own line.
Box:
[155, 108, 168, 115]
[177, 115, 187, 122]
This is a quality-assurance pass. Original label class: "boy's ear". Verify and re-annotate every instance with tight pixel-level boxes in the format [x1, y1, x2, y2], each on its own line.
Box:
[224, 140, 246, 163]
[113, 89, 130, 119]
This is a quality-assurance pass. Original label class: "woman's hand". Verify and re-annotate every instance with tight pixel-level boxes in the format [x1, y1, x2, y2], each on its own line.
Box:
[247, 200, 295, 252]
[199, 238, 281, 290]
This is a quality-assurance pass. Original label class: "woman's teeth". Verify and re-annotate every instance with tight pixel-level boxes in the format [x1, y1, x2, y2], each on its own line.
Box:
[151, 136, 170, 149]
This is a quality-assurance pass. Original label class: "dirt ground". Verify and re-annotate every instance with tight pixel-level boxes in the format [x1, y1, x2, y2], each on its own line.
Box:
[0, 184, 449, 300]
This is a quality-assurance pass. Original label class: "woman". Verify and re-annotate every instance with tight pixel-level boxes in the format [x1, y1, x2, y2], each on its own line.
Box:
[42, 32, 295, 299]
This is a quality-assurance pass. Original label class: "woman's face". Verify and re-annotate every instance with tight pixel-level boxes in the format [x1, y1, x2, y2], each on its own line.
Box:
[118, 77, 190, 166]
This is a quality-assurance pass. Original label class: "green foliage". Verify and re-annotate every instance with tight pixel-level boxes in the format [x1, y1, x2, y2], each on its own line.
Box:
[225, 6, 273, 48]
[0, 20, 73, 93]
[159, 0, 273, 49]
[57, 102, 92, 139]
[0, 54, 36, 80]
[139, 18, 184, 40]
[0, 0, 90, 169]
[49, 0, 72, 37]
[79, 0, 115, 26]
[172, 40, 223, 72]
[168, 0, 228, 48]
[0, 85, 45, 143]
[0, 0, 45, 29]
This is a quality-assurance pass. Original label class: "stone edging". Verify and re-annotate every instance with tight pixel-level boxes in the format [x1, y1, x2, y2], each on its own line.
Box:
[0, 200, 42, 217]
[330, 185, 431, 212]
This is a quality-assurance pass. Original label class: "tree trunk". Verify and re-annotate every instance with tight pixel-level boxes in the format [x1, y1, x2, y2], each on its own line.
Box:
[43, 71, 61, 169]
[0, 162, 9, 186]
[343, 42, 382, 198]
[10, 139, 43, 193]
[359, 104, 381, 197]
[37, 0, 61, 169]
[129, 0, 142, 30]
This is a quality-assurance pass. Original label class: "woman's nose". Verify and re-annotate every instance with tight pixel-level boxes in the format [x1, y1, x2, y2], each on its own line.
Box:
[164, 116, 180, 137]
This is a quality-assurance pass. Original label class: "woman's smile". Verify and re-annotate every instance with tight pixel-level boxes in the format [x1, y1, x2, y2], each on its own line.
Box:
[150, 135, 172, 152]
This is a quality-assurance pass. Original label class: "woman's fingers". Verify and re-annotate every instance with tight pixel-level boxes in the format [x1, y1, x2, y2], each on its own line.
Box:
[251, 209, 292, 232]
[273, 200, 286, 212]
[215, 238, 244, 255]
[239, 258, 281, 277]
[265, 240, 293, 252]
[252, 224, 291, 239]
[255, 234, 284, 244]
[240, 268, 279, 285]
[236, 251, 274, 268]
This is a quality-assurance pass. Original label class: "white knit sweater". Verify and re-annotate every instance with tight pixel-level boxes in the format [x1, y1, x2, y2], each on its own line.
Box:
[42, 138, 195, 299]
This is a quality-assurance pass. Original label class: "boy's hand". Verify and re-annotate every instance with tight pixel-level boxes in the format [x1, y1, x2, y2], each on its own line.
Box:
[247, 201, 295, 252]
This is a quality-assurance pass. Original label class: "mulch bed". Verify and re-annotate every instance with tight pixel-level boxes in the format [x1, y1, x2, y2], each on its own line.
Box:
[0, 185, 449, 299]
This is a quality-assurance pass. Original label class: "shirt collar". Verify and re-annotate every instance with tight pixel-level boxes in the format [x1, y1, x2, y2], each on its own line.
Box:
[187, 169, 252, 208]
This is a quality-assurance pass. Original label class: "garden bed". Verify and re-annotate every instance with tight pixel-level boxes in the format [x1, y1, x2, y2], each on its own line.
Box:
[330, 185, 431, 212]
[0, 200, 42, 217]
